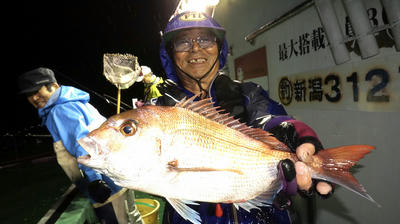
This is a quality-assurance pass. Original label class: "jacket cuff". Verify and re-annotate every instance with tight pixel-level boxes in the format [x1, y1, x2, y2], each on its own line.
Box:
[286, 120, 319, 140]
[286, 119, 323, 151]
[266, 118, 323, 153]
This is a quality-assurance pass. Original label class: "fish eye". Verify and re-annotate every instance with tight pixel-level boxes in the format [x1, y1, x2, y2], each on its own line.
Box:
[120, 119, 137, 136]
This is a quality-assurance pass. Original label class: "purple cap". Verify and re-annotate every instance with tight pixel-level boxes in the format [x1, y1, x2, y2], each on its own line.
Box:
[163, 11, 225, 44]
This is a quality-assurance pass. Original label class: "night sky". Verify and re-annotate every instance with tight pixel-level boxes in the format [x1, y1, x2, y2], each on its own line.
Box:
[3, 0, 179, 136]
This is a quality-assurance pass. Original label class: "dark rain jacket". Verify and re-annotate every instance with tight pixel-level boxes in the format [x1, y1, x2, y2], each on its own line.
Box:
[154, 32, 322, 224]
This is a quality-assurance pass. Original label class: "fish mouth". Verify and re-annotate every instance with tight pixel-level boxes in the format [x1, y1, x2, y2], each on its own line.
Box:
[77, 154, 91, 166]
[78, 136, 98, 155]
[77, 136, 109, 167]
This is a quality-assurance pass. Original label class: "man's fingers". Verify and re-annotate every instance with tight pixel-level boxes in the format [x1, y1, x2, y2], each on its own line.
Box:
[316, 181, 332, 195]
[296, 143, 334, 198]
[135, 101, 145, 108]
[295, 161, 312, 191]
[296, 143, 315, 163]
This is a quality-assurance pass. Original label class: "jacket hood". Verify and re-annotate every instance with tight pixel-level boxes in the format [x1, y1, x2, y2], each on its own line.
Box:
[38, 85, 90, 120]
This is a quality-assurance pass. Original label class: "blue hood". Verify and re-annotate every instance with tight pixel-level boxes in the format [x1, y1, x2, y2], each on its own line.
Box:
[38, 85, 90, 123]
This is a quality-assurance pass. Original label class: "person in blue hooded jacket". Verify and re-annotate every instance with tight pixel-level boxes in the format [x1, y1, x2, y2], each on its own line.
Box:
[18, 67, 143, 224]
[151, 11, 334, 224]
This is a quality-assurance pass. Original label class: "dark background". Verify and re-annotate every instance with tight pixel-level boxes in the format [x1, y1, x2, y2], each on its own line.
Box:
[0, 3, 178, 221]
[2, 0, 179, 137]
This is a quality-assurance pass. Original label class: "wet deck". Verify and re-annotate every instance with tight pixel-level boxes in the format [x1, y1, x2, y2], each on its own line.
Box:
[0, 155, 165, 224]
[0, 157, 70, 223]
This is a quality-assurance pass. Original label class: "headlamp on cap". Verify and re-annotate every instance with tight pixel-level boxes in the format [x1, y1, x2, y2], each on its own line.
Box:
[162, 11, 225, 47]
[172, 0, 220, 19]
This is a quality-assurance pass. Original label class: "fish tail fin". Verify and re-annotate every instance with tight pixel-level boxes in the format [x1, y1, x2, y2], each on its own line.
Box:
[311, 145, 380, 206]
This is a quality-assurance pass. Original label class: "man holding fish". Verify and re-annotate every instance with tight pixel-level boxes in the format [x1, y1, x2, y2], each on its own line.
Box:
[154, 11, 333, 223]
[76, 11, 376, 224]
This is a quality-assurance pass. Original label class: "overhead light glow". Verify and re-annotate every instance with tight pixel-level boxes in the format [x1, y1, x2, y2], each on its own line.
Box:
[177, 0, 220, 14]
[207, 0, 220, 7]
[168, 0, 220, 21]
[181, 0, 207, 13]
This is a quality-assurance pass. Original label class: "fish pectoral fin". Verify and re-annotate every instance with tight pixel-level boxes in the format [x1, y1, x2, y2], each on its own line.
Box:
[170, 167, 243, 175]
[166, 198, 201, 224]
[167, 161, 243, 175]
[175, 167, 243, 175]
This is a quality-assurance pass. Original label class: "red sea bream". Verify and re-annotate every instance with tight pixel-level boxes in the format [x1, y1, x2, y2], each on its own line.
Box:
[78, 96, 377, 224]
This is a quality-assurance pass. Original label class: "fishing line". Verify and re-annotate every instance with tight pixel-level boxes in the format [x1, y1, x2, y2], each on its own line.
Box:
[54, 69, 132, 111]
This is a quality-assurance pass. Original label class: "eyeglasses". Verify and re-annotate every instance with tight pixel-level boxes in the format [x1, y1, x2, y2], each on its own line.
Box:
[173, 34, 217, 52]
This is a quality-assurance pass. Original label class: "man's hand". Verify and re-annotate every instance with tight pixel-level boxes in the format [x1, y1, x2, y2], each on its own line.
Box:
[88, 180, 112, 203]
[274, 159, 297, 209]
[156, 79, 186, 106]
[295, 143, 333, 196]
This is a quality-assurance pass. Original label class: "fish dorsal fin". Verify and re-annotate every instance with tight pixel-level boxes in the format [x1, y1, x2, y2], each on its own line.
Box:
[176, 95, 289, 151]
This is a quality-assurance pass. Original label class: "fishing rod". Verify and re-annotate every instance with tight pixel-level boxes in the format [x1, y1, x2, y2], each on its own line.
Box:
[4, 69, 137, 137]
[103, 93, 132, 110]
[54, 69, 132, 112]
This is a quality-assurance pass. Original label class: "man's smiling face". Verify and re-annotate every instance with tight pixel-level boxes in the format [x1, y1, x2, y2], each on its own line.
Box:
[173, 28, 219, 79]
[27, 84, 57, 109]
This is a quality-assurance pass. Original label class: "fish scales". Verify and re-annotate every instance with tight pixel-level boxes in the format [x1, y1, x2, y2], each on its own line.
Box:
[151, 106, 283, 201]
